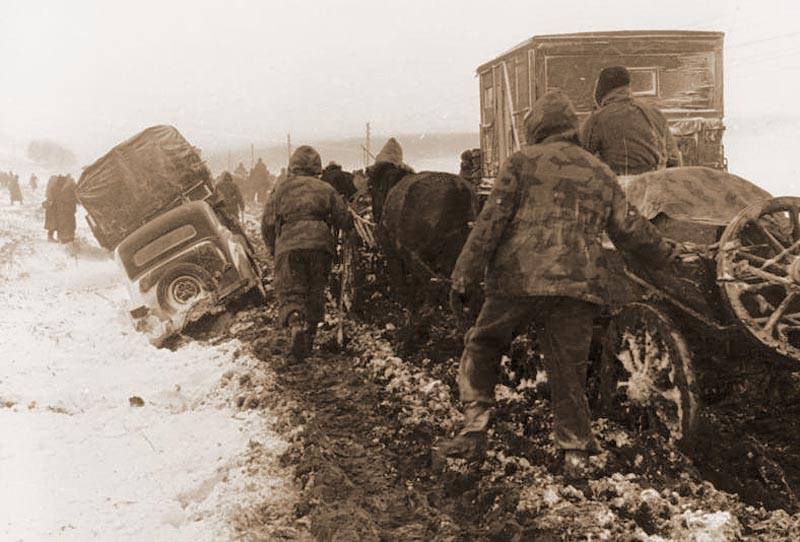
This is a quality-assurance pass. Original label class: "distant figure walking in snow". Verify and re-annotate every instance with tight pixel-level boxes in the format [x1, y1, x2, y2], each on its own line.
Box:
[8, 174, 23, 205]
[29, 173, 39, 192]
[43, 175, 78, 242]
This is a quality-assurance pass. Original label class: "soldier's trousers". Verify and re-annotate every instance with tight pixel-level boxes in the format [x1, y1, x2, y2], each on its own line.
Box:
[274, 249, 332, 328]
[458, 295, 600, 451]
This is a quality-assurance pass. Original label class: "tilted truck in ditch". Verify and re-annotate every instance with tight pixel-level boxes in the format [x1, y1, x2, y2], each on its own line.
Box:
[76, 125, 263, 346]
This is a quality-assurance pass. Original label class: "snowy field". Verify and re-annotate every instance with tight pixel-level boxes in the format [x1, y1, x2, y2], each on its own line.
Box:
[0, 189, 292, 541]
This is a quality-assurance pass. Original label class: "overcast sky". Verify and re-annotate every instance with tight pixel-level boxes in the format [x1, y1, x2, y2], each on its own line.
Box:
[3, 0, 800, 164]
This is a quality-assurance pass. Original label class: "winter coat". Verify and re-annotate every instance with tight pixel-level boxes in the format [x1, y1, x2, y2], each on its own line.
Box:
[249, 159, 272, 202]
[57, 177, 78, 239]
[44, 175, 77, 237]
[261, 146, 351, 258]
[452, 91, 677, 305]
[217, 173, 244, 218]
[44, 176, 62, 231]
[8, 177, 23, 202]
[580, 87, 682, 175]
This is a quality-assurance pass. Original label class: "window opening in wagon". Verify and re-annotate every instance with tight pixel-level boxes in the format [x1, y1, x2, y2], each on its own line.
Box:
[628, 67, 659, 97]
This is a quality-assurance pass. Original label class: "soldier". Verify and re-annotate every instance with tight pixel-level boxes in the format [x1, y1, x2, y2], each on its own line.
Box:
[321, 161, 358, 201]
[459, 148, 482, 188]
[29, 173, 39, 192]
[581, 66, 682, 177]
[261, 146, 352, 360]
[233, 162, 249, 202]
[249, 158, 272, 204]
[441, 91, 684, 477]
[216, 171, 245, 223]
[56, 175, 78, 243]
[8, 173, 23, 204]
[43, 175, 78, 242]
[44, 175, 62, 241]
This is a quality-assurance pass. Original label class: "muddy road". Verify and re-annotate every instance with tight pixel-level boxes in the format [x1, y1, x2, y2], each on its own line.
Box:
[212, 227, 800, 541]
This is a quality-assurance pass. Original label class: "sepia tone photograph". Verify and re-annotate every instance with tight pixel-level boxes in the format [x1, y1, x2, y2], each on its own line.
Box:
[3, 1, 800, 540]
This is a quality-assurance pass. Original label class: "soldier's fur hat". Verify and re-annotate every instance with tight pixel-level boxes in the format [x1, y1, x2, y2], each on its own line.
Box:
[594, 66, 631, 106]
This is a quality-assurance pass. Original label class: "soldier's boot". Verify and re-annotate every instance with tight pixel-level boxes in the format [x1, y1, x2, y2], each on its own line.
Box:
[436, 401, 492, 462]
[286, 311, 307, 361]
[306, 325, 317, 355]
[564, 450, 590, 480]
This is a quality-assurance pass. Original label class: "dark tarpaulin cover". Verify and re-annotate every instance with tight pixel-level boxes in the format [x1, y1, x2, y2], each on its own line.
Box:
[625, 166, 772, 226]
[76, 125, 212, 249]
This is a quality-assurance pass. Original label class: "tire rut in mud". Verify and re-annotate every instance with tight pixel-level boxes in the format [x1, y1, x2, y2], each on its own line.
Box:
[252, 347, 471, 540]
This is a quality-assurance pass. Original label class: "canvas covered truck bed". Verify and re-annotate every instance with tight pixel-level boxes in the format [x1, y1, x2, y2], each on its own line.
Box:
[76, 125, 214, 249]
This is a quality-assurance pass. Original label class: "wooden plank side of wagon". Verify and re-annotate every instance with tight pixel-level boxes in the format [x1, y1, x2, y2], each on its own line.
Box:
[477, 31, 726, 178]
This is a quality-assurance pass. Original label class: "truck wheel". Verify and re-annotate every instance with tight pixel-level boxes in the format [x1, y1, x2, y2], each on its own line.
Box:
[599, 303, 699, 442]
[157, 263, 213, 311]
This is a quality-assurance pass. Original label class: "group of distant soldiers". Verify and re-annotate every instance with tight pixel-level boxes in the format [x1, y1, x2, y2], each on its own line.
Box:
[224, 66, 688, 479]
[1, 171, 24, 205]
[2, 170, 78, 244]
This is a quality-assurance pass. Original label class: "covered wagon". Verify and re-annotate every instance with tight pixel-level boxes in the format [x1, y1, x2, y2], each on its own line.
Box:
[477, 30, 726, 181]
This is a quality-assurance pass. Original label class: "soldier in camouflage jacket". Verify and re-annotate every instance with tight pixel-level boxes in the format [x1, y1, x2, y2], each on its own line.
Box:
[442, 91, 682, 476]
[262, 145, 351, 359]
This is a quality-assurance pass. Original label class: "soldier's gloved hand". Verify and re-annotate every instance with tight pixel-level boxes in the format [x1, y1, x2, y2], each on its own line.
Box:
[449, 288, 466, 316]
[675, 241, 707, 264]
[449, 278, 474, 319]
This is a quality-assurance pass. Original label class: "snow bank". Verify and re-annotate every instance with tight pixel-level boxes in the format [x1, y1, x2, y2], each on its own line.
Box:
[0, 188, 291, 541]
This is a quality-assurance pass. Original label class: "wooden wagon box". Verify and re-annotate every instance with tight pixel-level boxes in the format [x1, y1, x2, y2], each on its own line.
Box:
[476, 30, 725, 178]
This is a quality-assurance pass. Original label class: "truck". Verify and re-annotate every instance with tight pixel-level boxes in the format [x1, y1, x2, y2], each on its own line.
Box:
[77, 125, 263, 345]
[476, 30, 726, 179]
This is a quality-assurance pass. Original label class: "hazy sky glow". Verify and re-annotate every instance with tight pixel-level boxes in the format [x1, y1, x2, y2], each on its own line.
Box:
[3, 0, 800, 165]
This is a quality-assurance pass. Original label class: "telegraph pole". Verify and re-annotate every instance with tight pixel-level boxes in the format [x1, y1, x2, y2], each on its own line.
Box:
[287, 133, 292, 163]
[250, 143, 254, 169]
[364, 122, 371, 169]
[227, 150, 231, 171]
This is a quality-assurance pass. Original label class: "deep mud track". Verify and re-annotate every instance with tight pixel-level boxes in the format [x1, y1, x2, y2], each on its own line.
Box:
[225, 308, 800, 540]
[219, 232, 800, 540]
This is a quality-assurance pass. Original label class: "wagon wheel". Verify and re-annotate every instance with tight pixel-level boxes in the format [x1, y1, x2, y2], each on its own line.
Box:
[600, 303, 699, 442]
[717, 196, 800, 360]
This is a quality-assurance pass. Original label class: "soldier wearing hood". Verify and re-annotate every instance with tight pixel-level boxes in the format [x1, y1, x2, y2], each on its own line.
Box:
[442, 91, 683, 477]
[261, 145, 352, 359]
[250, 158, 272, 204]
[581, 66, 682, 176]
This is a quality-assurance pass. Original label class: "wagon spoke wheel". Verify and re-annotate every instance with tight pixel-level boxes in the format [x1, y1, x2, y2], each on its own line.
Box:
[600, 303, 698, 442]
[717, 196, 800, 359]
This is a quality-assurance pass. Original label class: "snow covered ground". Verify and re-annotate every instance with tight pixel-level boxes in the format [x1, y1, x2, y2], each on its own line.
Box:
[0, 188, 293, 541]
